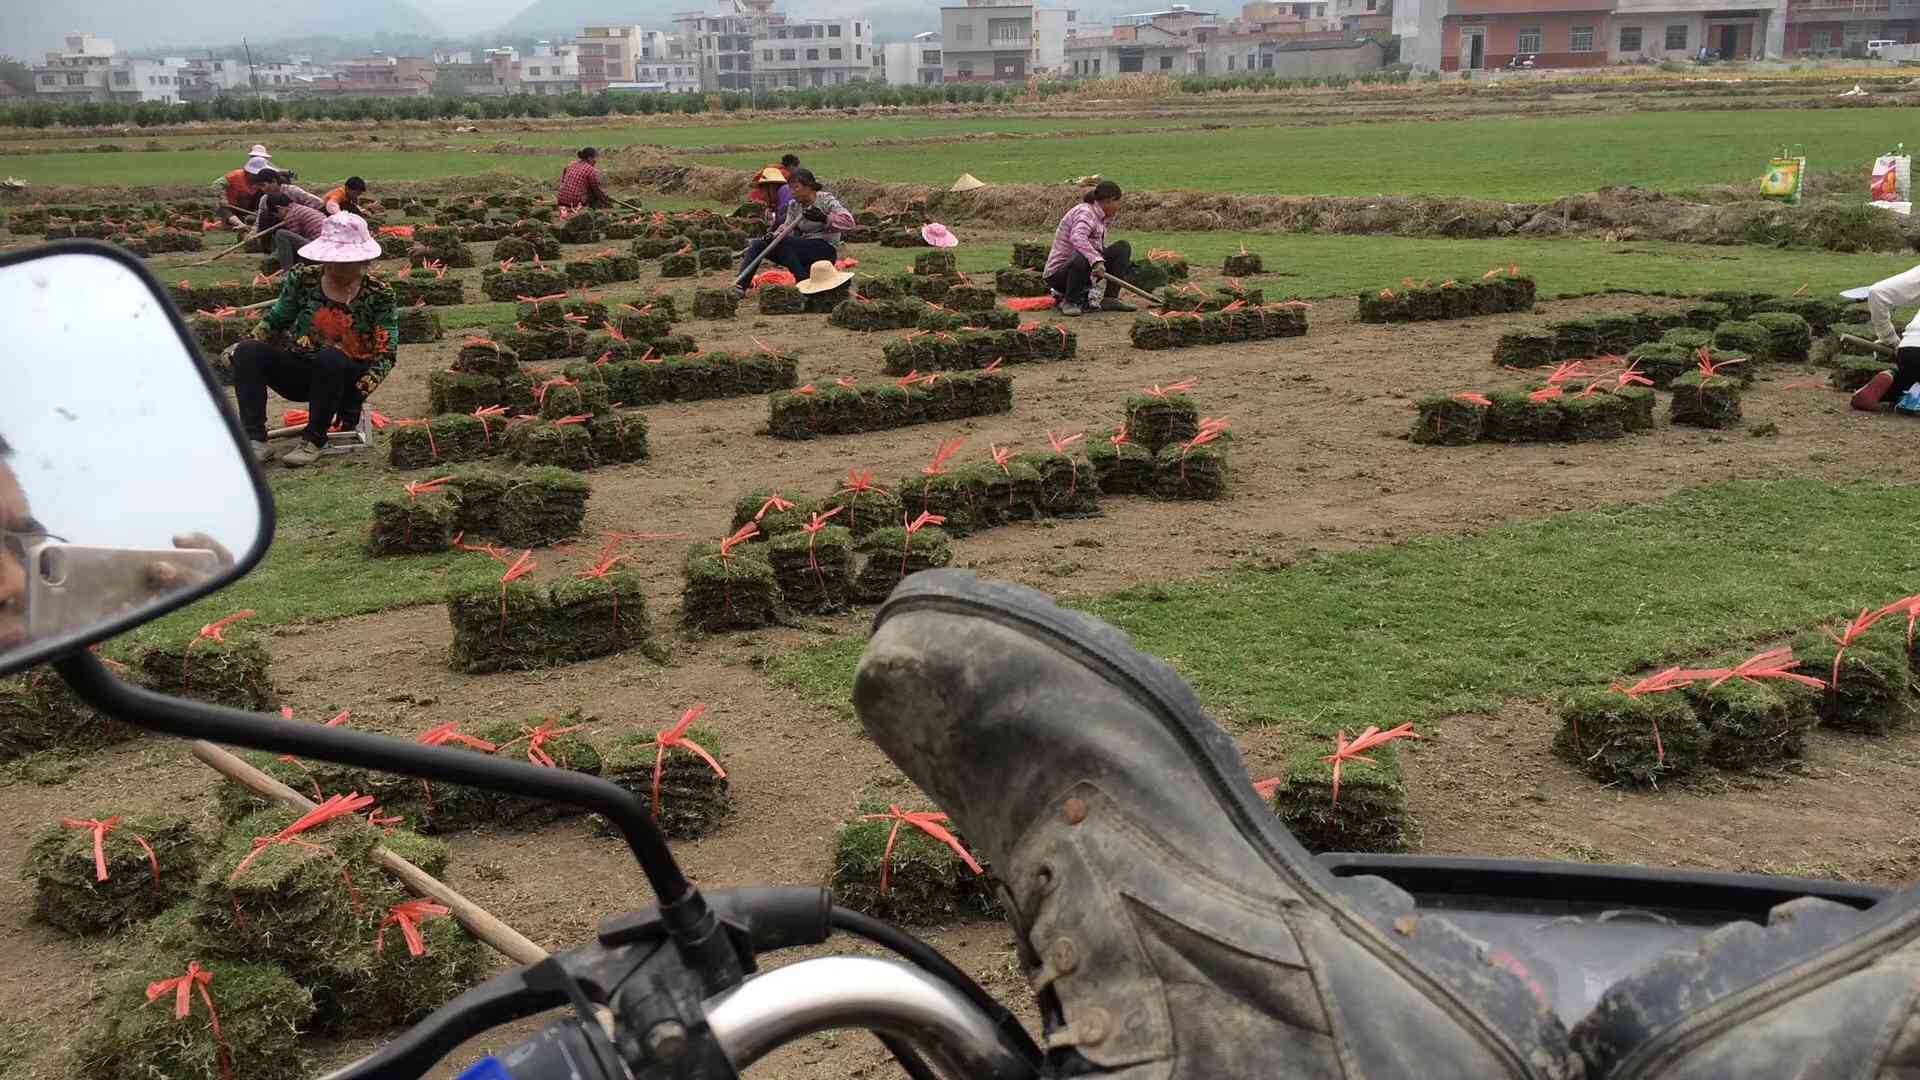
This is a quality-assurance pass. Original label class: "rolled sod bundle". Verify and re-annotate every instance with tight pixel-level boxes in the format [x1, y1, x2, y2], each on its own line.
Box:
[853, 526, 954, 603]
[1624, 342, 1694, 388]
[517, 298, 607, 330]
[1791, 631, 1915, 735]
[454, 336, 521, 379]
[880, 325, 1074, 374]
[769, 526, 855, 613]
[1087, 439, 1157, 495]
[611, 305, 677, 342]
[507, 418, 597, 471]
[1156, 443, 1227, 499]
[1830, 355, 1891, 391]
[1125, 393, 1200, 452]
[683, 543, 783, 632]
[1755, 296, 1850, 335]
[633, 235, 682, 260]
[817, 484, 907, 541]
[758, 284, 808, 314]
[1684, 677, 1817, 770]
[897, 471, 985, 537]
[1588, 314, 1643, 355]
[588, 411, 649, 465]
[196, 806, 387, 970]
[1010, 242, 1048, 271]
[916, 305, 1018, 332]
[24, 814, 200, 935]
[804, 281, 853, 312]
[897, 272, 950, 302]
[1615, 386, 1657, 432]
[366, 495, 455, 556]
[188, 313, 255, 356]
[829, 811, 998, 925]
[731, 489, 820, 541]
[1223, 252, 1264, 275]
[491, 234, 543, 263]
[1014, 450, 1099, 517]
[132, 632, 275, 711]
[430, 371, 509, 419]
[1712, 321, 1771, 362]
[497, 323, 590, 364]
[389, 414, 494, 469]
[1668, 372, 1743, 429]
[1750, 311, 1812, 363]
[1492, 329, 1560, 367]
[994, 268, 1048, 297]
[0, 672, 133, 762]
[548, 573, 653, 663]
[1547, 319, 1601, 358]
[481, 265, 568, 302]
[830, 297, 924, 332]
[397, 305, 443, 344]
[1553, 688, 1704, 786]
[600, 728, 732, 840]
[75, 944, 314, 1080]
[536, 378, 611, 420]
[1269, 737, 1416, 854]
[211, 749, 398, 824]
[1558, 393, 1627, 441]
[1483, 390, 1564, 443]
[564, 253, 642, 287]
[913, 250, 957, 276]
[307, 910, 490, 1034]
[1411, 395, 1489, 446]
[587, 353, 795, 406]
[692, 287, 739, 319]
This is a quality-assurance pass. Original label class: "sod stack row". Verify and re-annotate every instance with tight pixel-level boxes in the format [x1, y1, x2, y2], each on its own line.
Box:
[1357, 274, 1536, 323]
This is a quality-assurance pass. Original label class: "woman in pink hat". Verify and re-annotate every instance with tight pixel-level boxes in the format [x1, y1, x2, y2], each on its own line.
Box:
[231, 213, 399, 467]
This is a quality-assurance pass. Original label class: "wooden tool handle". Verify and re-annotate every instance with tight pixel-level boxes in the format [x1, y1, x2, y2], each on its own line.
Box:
[1841, 333, 1898, 357]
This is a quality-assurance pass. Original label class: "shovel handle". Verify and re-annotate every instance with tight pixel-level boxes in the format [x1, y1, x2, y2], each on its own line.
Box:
[1101, 271, 1162, 304]
[1841, 333, 1897, 357]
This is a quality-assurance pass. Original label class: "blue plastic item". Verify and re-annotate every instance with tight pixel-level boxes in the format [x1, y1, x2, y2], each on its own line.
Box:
[1898, 384, 1920, 414]
[456, 1058, 514, 1080]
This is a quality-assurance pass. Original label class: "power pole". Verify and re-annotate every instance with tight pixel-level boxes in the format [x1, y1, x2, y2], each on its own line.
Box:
[242, 36, 261, 118]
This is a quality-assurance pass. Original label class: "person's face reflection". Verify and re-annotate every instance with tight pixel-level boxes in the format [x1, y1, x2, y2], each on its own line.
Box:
[0, 462, 31, 650]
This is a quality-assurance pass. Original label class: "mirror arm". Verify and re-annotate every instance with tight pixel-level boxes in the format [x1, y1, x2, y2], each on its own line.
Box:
[50, 648, 751, 993]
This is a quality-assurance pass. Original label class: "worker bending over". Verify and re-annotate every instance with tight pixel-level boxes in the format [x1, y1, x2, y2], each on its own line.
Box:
[556, 147, 612, 210]
[215, 154, 272, 230]
[1853, 264, 1920, 412]
[733, 168, 854, 292]
[257, 193, 328, 270]
[1045, 179, 1137, 317]
[325, 177, 368, 215]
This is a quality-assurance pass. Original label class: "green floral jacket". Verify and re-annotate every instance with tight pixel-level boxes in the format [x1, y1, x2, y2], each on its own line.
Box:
[253, 264, 400, 394]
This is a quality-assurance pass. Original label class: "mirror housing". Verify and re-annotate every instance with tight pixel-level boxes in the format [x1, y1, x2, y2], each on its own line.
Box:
[0, 241, 274, 676]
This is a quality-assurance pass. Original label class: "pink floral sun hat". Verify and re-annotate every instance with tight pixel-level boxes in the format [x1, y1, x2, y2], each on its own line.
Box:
[297, 212, 384, 263]
[921, 222, 958, 248]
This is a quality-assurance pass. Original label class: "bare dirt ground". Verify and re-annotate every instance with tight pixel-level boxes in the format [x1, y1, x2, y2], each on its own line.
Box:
[4, 227, 1917, 1078]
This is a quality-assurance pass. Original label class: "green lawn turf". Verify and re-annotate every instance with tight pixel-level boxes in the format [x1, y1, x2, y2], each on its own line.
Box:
[771, 478, 1920, 739]
[702, 106, 1920, 201]
[437, 115, 1197, 150]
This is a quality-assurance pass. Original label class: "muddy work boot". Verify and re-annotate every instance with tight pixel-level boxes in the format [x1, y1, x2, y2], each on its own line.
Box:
[1100, 284, 1138, 313]
[853, 571, 1579, 1079]
[1574, 889, 1920, 1079]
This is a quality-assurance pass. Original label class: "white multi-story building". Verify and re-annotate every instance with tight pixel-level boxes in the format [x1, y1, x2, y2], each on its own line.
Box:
[675, 12, 758, 91]
[638, 30, 702, 91]
[751, 15, 875, 91]
[32, 33, 121, 102]
[520, 41, 581, 94]
[577, 25, 645, 89]
[941, 1, 1079, 82]
[879, 31, 946, 83]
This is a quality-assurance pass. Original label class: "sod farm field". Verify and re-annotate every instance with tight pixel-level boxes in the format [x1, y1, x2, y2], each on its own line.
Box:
[5, 73, 1920, 1078]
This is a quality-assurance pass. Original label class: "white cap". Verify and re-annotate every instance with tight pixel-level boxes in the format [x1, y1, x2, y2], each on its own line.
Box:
[249, 144, 270, 158]
[243, 155, 271, 175]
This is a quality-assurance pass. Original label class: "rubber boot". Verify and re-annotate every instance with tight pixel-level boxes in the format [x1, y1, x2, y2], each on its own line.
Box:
[1852, 370, 1895, 411]
[853, 570, 1581, 1079]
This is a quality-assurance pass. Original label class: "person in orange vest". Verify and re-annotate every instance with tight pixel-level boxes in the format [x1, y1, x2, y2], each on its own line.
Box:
[324, 177, 368, 216]
[214, 155, 272, 231]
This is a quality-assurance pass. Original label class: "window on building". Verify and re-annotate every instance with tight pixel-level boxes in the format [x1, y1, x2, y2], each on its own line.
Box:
[829, 23, 842, 35]
[1120, 52, 1143, 71]
[1516, 27, 1543, 53]
[1093, 58, 1101, 72]
[1619, 25, 1642, 51]
[1262, 51, 1274, 68]
[1810, 29, 1832, 49]
[720, 55, 733, 68]
[529, 66, 542, 75]
[957, 61, 974, 76]
[781, 48, 796, 60]
[1247, 51, 1256, 67]
[763, 49, 774, 60]
[829, 47, 843, 59]
[956, 24, 974, 41]
[924, 49, 941, 63]
[1159, 53, 1174, 69]
[856, 44, 863, 58]
[1570, 25, 1593, 51]
[1227, 55, 1235, 69]
[114, 71, 130, 84]
[807, 48, 819, 59]
[1666, 23, 1688, 49]
[855, 23, 862, 35]
[65, 72, 82, 85]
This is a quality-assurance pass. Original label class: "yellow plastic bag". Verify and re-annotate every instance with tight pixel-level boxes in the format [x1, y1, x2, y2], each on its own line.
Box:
[1761, 153, 1805, 205]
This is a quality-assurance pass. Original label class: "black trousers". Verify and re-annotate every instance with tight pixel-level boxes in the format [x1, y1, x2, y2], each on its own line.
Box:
[271, 229, 310, 270]
[1895, 347, 1920, 404]
[1046, 240, 1132, 306]
[738, 235, 837, 286]
[232, 340, 364, 445]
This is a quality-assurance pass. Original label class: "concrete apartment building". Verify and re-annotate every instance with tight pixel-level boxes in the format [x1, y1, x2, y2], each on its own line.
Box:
[1397, 0, 1786, 68]
[1063, 3, 1385, 74]
[879, 31, 946, 83]
[638, 30, 702, 91]
[1781, 0, 1911, 53]
[941, 0, 1079, 81]
[1064, 6, 1213, 75]
[751, 16, 875, 90]
[520, 41, 582, 94]
[30, 34, 195, 104]
[675, 13, 758, 90]
[577, 25, 644, 90]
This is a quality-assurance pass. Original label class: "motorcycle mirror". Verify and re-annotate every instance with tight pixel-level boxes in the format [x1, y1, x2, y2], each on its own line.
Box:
[0, 241, 273, 677]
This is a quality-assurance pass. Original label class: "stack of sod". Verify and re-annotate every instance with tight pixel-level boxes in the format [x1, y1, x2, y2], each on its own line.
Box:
[1483, 391, 1565, 443]
[803, 281, 853, 312]
[1159, 283, 1268, 313]
[210, 748, 402, 824]
[580, 333, 699, 365]
[572, 352, 795, 406]
[1624, 342, 1696, 388]
[1830, 355, 1892, 391]
[1791, 630, 1915, 735]
[410, 715, 601, 832]
[1755, 296, 1850, 335]
[880, 325, 1076, 374]
[730, 489, 820, 541]
[769, 526, 856, 612]
[1269, 734, 1417, 853]
[1712, 321, 1772, 362]
[1553, 688, 1706, 786]
[893, 272, 951, 303]
[1492, 330, 1561, 367]
[564, 252, 642, 287]
[1685, 677, 1818, 770]
[696, 247, 734, 271]
[491, 232, 560, 263]
[396, 305, 443, 344]
[1218, 250, 1261, 274]
[449, 467, 593, 547]
[659, 250, 698, 277]
[535, 377, 613, 419]
[1751, 312, 1813, 363]
[388, 271, 466, 307]
[187, 313, 256, 356]
[768, 370, 1014, 440]
[942, 284, 997, 312]
[1145, 250, 1192, 282]
[366, 495, 455, 556]
[913, 250, 957, 276]
[1702, 290, 1771, 319]
[917, 305, 1019, 332]
[555, 209, 602, 243]
[505, 418, 597, 471]
[388, 414, 497, 469]
[1355, 276, 1534, 323]
[408, 224, 475, 267]
[878, 228, 930, 247]
[131, 630, 275, 711]
[1411, 395, 1490, 445]
[1087, 437, 1156, 495]
[816, 484, 908, 541]
[1668, 371, 1743, 429]
[1682, 301, 1732, 329]
[896, 471, 985, 537]
[857, 276, 902, 301]
[1125, 392, 1201, 452]
[1010, 242, 1048, 271]
[692, 287, 740, 319]
[853, 525, 955, 602]
[495, 323, 589, 363]
[599, 728, 732, 839]
[1156, 442, 1227, 499]
[1014, 449, 1100, 517]
[0, 672, 135, 762]
[167, 281, 279, 311]
[1555, 392, 1630, 441]
[428, 338, 520, 415]
[830, 296, 924, 332]
[758, 284, 808, 314]
[995, 268, 1048, 297]
[610, 304, 678, 340]
[1128, 305, 1309, 350]
[682, 543, 783, 632]
[632, 234, 682, 260]
[520, 296, 608, 330]
[481, 265, 568, 302]
[24, 815, 201, 935]
[828, 786, 998, 925]
[446, 573, 654, 673]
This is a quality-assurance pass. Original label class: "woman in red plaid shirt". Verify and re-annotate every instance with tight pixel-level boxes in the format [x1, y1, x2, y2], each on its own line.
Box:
[555, 147, 611, 210]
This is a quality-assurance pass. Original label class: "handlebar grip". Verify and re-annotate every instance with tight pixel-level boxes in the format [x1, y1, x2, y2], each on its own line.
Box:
[730, 886, 833, 951]
[461, 1018, 616, 1079]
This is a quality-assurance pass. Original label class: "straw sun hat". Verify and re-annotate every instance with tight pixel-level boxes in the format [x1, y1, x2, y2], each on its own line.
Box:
[950, 173, 986, 192]
[756, 165, 787, 184]
[297, 212, 384, 263]
[795, 259, 853, 294]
